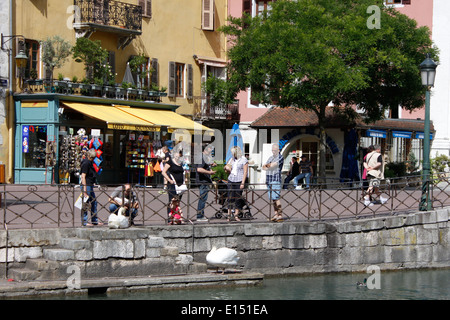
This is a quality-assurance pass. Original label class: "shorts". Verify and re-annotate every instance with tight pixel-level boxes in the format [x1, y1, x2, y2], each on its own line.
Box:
[267, 181, 281, 201]
[367, 175, 381, 187]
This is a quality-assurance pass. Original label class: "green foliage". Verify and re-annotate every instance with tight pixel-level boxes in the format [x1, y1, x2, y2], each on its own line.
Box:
[72, 37, 112, 83]
[385, 162, 407, 178]
[431, 153, 450, 175]
[211, 163, 229, 181]
[202, 73, 235, 107]
[41, 35, 72, 78]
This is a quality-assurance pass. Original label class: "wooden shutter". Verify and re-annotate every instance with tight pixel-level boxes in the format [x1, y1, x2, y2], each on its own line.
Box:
[187, 64, 193, 99]
[150, 58, 158, 87]
[402, 0, 411, 4]
[202, 0, 214, 31]
[139, 0, 152, 17]
[243, 0, 252, 16]
[168, 61, 176, 97]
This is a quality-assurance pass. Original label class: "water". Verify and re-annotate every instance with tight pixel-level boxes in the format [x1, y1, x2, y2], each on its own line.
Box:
[90, 268, 450, 300]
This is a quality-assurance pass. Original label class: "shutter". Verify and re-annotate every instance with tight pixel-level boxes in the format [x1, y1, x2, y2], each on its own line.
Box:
[187, 64, 193, 99]
[202, 0, 214, 31]
[151, 58, 159, 87]
[243, 0, 252, 16]
[146, 0, 152, 17]
[402, 0, 411, 4]
[168, 61, 176, 97]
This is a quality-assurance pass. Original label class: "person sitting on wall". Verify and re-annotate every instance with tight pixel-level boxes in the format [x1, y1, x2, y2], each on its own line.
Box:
[108, 183, 139, 225]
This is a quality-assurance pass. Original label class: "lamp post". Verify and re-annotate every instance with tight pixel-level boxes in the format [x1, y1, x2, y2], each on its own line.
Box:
[419, 53, 437, 211]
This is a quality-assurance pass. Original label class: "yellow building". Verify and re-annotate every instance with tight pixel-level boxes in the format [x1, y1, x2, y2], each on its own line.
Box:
[7, 0, 231, 184]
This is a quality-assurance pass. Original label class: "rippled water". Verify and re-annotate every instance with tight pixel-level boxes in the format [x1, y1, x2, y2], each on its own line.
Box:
[94, 268, 450, 300]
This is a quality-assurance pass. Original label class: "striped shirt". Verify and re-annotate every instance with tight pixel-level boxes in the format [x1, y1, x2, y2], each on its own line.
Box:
[265, 153, 284, 183]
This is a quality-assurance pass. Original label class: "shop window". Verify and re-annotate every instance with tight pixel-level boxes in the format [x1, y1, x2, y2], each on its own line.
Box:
[22, 125, 47, 168]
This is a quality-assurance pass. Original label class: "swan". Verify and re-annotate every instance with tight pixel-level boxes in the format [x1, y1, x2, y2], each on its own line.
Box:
[206, 246, 240, 274]
[108, 207, 129, 229]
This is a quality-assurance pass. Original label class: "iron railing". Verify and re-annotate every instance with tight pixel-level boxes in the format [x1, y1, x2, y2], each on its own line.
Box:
[1, 174, 450, 229]
[74, 0, 142, 32]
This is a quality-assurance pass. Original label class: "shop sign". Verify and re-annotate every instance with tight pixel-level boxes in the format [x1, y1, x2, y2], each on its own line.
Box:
[366, 129, 386, 138]
[415, 132, 433, 140]
[22, 126, 29, 153]
[108, 124, 159, 132]
[392, 131, 412, 139]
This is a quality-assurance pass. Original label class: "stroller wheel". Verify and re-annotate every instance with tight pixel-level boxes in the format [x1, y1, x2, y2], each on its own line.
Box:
[215, 211, 223, 219]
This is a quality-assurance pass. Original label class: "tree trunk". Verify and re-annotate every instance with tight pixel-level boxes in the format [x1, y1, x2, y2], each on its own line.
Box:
[317, 105, 327, 187]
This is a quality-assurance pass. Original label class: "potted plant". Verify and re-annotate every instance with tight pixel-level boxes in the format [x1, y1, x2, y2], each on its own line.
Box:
[26, 69, 43, 86]
[41, 35, 72, 87]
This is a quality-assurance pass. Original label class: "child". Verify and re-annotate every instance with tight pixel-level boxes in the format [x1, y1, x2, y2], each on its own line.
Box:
[168, 197, 184, 225]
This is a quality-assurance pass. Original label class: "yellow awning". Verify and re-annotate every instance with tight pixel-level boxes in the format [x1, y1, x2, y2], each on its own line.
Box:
[115, 106, 213, 134]
[62, 103, 159, 132]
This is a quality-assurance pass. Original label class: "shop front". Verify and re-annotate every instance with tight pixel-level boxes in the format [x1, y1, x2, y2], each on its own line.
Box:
[14, 94, 212, 185]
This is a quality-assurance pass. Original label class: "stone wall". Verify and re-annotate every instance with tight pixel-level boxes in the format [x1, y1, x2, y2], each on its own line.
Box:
[1, 208, 449, 279]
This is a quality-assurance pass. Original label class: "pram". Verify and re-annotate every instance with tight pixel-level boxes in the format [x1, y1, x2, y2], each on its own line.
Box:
[214, 179, 253, 220]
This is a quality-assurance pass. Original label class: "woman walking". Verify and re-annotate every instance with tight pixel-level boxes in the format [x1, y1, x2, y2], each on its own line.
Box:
[225, 146, 248, 222]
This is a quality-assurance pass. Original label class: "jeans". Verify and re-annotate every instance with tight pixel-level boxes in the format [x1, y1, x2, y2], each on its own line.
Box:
[197, 184, 210, 218]
[109, 203, 138, 220]
[283, 174, 296, 189]
[294, 172, 311, 188]
[81, 185, 98, 225]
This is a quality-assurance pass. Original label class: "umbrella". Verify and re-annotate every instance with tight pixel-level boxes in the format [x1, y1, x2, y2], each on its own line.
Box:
[340, 128, 360, 183]
[226, 123, 244, 163]
[122, 62, 135, 86]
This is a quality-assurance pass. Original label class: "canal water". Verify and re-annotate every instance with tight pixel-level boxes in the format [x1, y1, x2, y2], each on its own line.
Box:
[91, 268, 450, 300]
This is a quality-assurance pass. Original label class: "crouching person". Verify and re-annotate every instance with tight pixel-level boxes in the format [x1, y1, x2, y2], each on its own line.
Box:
[108, 183, 139, 225]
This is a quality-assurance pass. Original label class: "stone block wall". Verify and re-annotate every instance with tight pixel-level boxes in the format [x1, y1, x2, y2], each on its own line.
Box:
[1, 208, 449, 279]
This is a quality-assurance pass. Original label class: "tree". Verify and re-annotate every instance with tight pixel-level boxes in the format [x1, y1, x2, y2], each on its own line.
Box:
[221, 0, 438, 180]
[72, 37, 111, 84]
[41, 35, 72, 81]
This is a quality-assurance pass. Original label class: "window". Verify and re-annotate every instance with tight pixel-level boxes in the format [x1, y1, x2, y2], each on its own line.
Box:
[22, 125, 47, 168]
[202, 0, 214, 30]
[168, 62, 193, 99]
[139, 0, 152, 18]
[385, 0, 411, 5]
[257, 1, 274, 16]
[24, 40, 40, 79]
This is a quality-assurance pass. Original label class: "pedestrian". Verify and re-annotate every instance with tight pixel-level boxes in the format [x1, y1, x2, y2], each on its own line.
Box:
[157, 143, 171, 194]
[361, 145, 374, 198]
[225, 146, 248, 222]
[294, 155, 313, 189]
[161, 150, 186, 220]
[363, 144, 388, 206]
[283, 156, 299, 189]
[168, 197, 184, 225]
[108, 183, 139, 225]
[195, 145, 216, 222]
[262, 144, 284, 222]
[80, 149, 102, 226]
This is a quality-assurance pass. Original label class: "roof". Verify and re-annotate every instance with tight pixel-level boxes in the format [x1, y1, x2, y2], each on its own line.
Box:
[250, 107, 434, 132]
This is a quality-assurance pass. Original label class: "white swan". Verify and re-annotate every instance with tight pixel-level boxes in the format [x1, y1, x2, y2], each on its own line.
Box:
[108, 207, 129, 229]
[206, 246, 240, 274]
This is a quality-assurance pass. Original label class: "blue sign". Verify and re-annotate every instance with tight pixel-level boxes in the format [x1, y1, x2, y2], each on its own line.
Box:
[366, 129, 386, 138]
[415, 132, 433, 140]
[22, 126, 29, 153]
[392, 131, 412, 139]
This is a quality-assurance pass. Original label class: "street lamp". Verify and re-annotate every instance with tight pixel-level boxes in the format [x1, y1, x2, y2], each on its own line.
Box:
[419, 53, 437, 211]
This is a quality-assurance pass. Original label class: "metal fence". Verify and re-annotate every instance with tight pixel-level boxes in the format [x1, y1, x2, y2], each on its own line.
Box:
[1, 174, 450, 229]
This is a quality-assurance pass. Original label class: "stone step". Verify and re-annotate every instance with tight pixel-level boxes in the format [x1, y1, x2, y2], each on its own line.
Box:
[60, 237, 91, 250]
[8, 268, 40, 281]
[43, 249, 75, 261]
[26, 258, 60, 271]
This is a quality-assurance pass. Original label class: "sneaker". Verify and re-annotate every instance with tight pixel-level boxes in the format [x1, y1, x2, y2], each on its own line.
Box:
[295, 186, 303, 190]
[380, 196, 388, 204]
[196, 216, 208, 222]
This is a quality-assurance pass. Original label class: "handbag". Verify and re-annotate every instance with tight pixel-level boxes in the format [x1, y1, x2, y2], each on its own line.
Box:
[171, 174, 187, 194]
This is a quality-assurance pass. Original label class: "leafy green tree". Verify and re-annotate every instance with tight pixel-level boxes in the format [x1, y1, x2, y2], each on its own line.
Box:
[72, 37, 111, 84]
[221, 0, 438, 179]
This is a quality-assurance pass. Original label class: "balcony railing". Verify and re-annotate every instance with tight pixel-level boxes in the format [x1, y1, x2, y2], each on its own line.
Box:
[74, 0, 142, 33]
[193, 96, 240, 121]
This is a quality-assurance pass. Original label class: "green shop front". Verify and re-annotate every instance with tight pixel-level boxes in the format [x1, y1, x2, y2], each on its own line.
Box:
[14, 94, 210, 185]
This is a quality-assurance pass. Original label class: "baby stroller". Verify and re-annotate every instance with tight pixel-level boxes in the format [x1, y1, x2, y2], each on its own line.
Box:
[214, 179, 253, 220]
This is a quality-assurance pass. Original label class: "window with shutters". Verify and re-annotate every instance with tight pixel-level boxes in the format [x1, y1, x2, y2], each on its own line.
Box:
[202, 0, 214, 31]
[243, 0, 252, 17]
[168, 62, 185, 98]
[139, 0, 152, 18]
[256, 0, 275, 16]
[24, 40, 40, 79]
[150, 58, 159, 89]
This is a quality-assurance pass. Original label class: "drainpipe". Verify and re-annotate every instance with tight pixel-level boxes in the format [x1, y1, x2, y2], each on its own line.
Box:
[7, 0, 14, 184]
